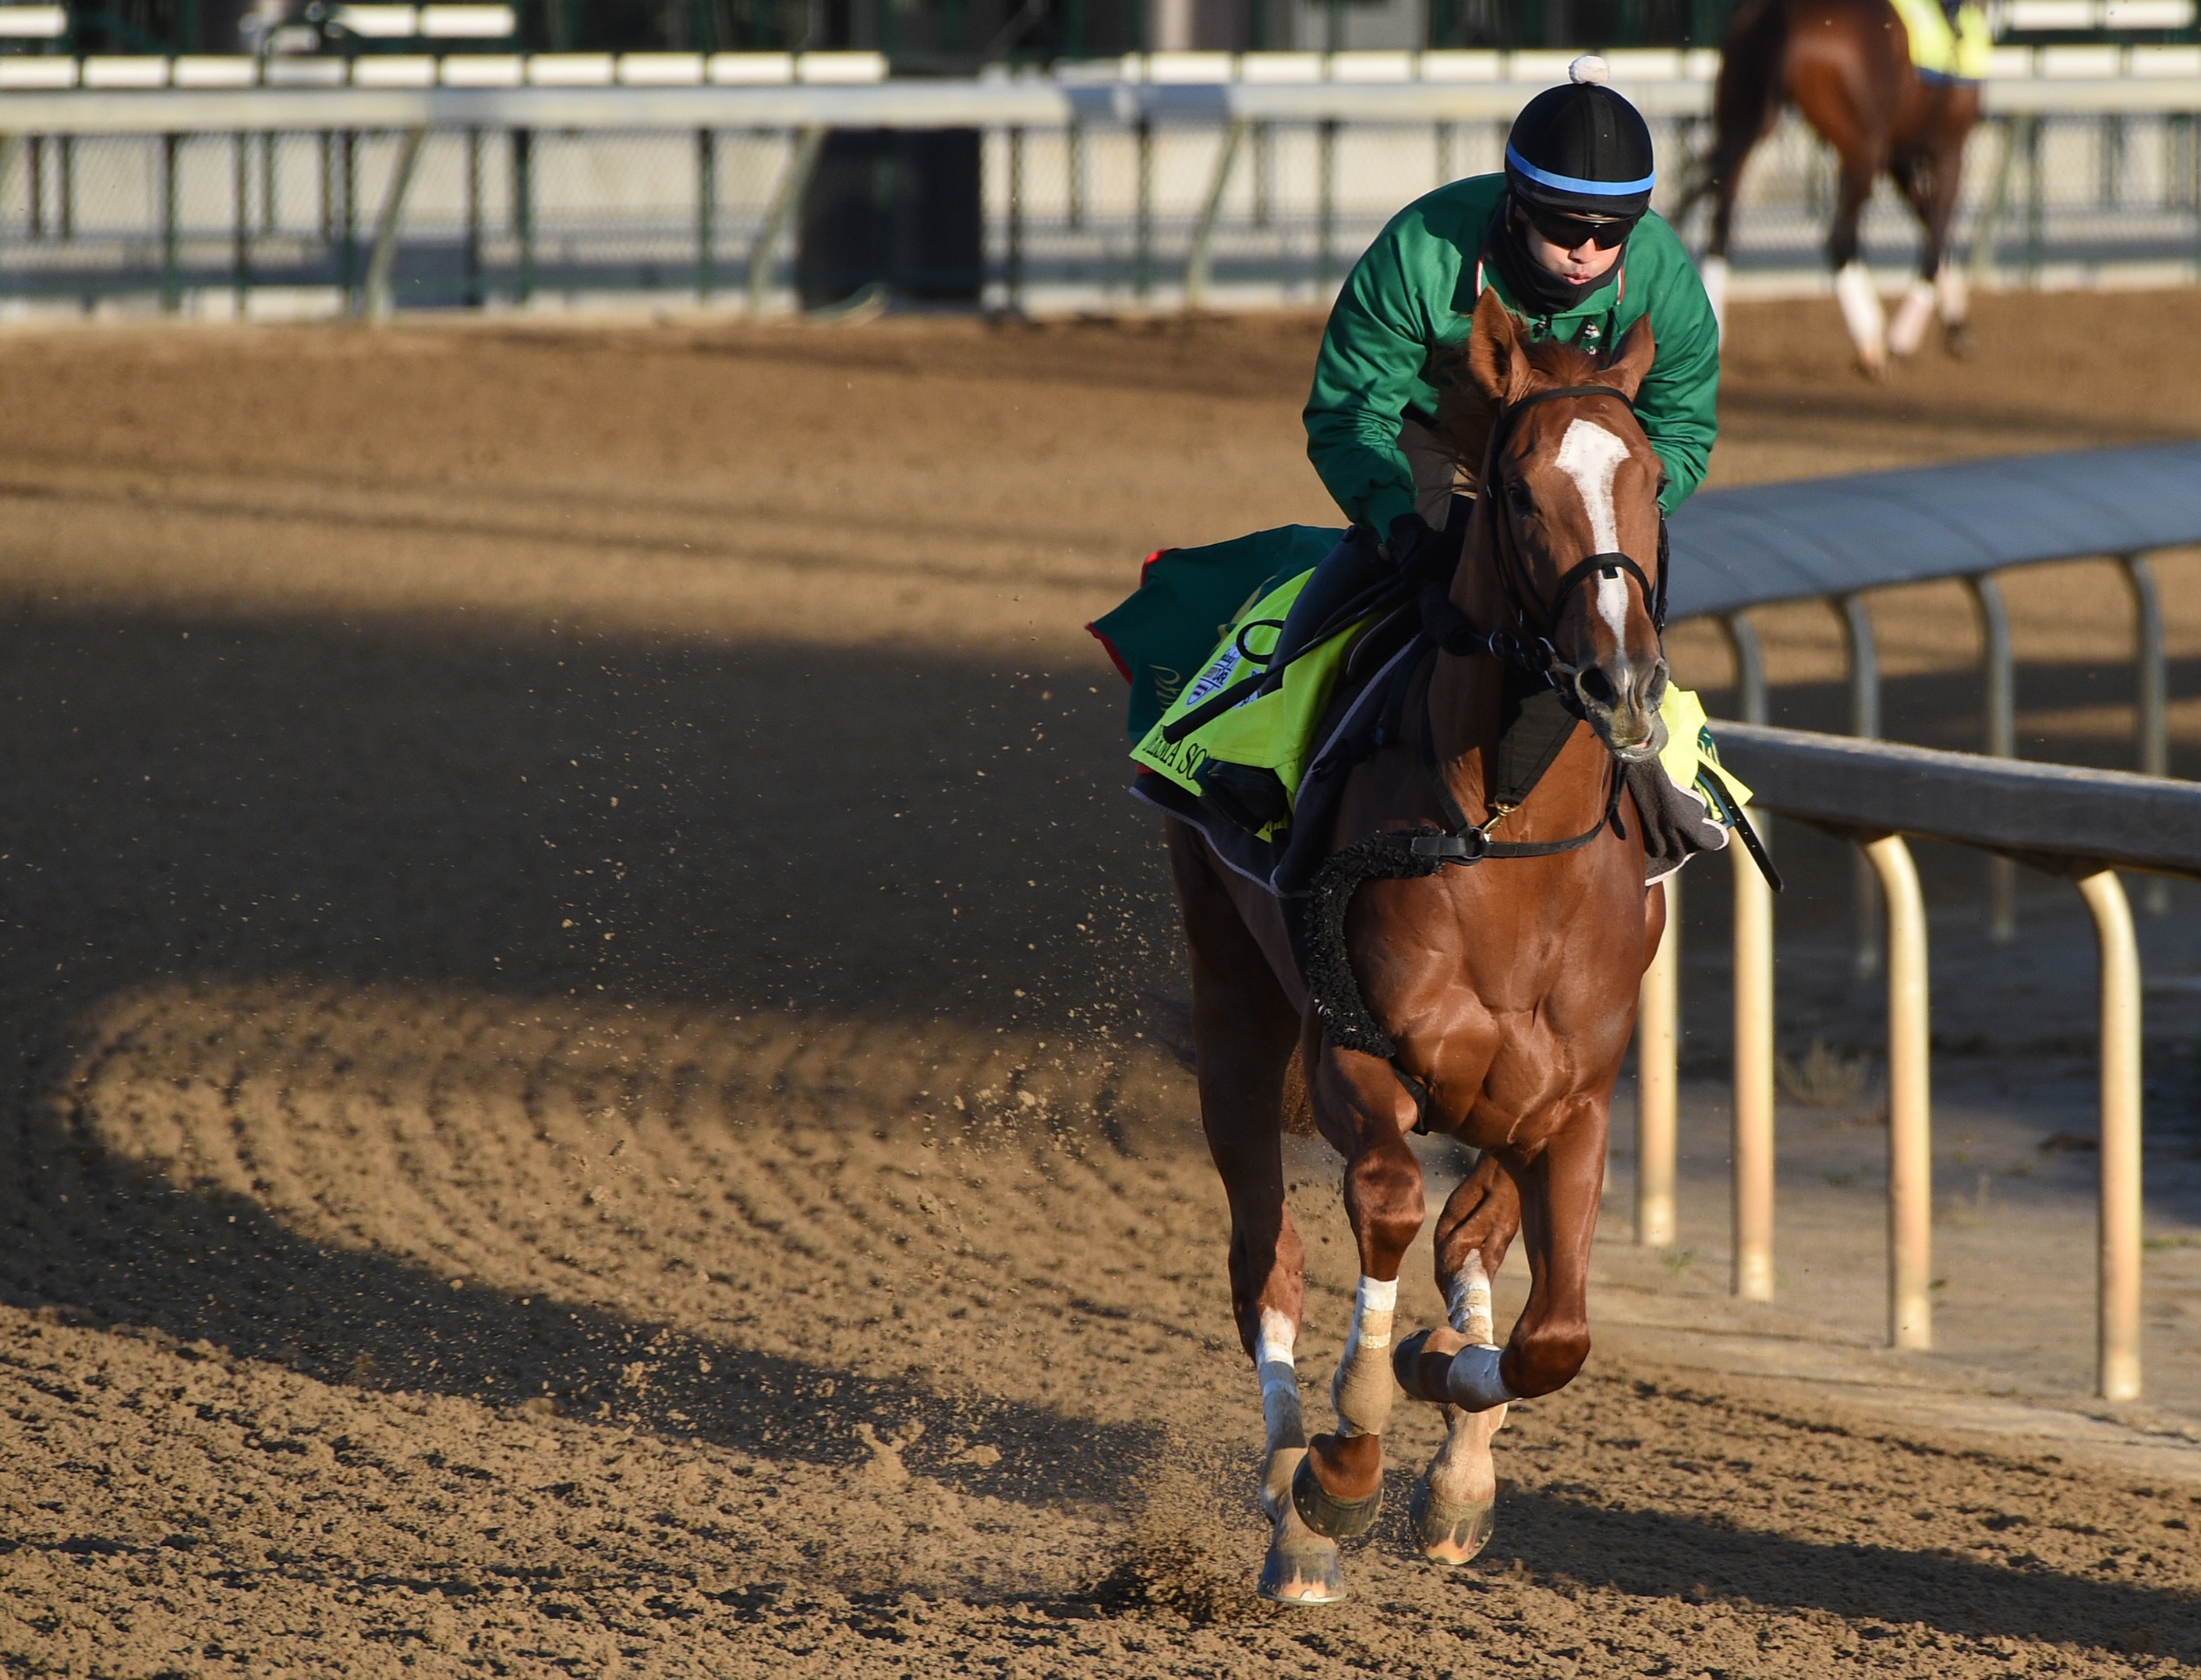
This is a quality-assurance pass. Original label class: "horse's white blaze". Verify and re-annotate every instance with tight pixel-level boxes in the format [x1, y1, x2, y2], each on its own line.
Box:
[1594, 571, 1633, 647]
[1553, 416, 1630, 556]
[1332, 1275, 1399, 1439]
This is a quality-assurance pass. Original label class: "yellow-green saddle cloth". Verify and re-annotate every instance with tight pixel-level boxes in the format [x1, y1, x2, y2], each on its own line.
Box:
[1119, 561, 1751, 852]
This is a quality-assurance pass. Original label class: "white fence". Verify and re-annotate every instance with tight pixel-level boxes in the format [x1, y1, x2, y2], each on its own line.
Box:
[0, 59, 2192, 317]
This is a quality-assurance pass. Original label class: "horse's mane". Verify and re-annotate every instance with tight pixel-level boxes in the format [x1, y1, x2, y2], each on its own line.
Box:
[1425, 336, 1615, 470]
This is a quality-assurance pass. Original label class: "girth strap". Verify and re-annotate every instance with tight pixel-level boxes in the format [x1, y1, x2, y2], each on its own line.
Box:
[1415, 667, 1621, 865]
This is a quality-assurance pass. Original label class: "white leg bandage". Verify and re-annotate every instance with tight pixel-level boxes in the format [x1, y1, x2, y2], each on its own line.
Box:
[1254, 1306, 1304, 1455]
[1887, 278, 1936, 357]
[1834, 262, 1887, 372]
[1444, 1344, 1516, 1413]
[1445, 1254, 1496, 1347]
[1331, 1275, 1398, 1439]
[1935, 263, 1969, 325]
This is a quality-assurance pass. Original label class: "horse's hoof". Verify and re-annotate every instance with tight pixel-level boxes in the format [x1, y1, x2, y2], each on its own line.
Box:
[1258, 1502, 1346, 1604]
[1290, 1442, 1384, 1540]
[1409, 1478, 1496, 1566]
[1392, 1326, 1467, 1404]
[1944, 320, 1973, 359]
[1854, 355, 1889, 383]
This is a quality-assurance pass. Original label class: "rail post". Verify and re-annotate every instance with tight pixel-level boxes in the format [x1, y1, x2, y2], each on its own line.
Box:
[1724, 610, 1775, 1301]
[746, 125, 823, 319]
[1637, 873, 1679, 1250]
[1840, 595, 1882, 978]
[2122, 553, 2169, 915]
[1967, 573, 2018, 942]
[161, 132, 181, 316]
[1005, 125, 1024, 312]
[339, 129, 359, 311]
[464, 128, 483, 309]
[514, 126, 535, 306]
[1316, 118, 1337, 295]
[2075, 867, 2143, 1402]
[363, 126, 426, 324]
[232, 130, 250, 319]
[1134, 118, 1153, 301]
[1732, 833, 1775, 1301]
[696, 126, 716, 303]
[1184, 118, 1246, 309]
[1863, 833, 1931, 1351]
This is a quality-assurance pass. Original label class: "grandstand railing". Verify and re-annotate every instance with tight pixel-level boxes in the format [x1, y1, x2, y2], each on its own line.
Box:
[0, 58, 2192, 315]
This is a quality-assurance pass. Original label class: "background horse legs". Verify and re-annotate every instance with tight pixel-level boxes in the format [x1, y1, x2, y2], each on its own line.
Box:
[1828, 143, 1891, 376]
[1407, 1152, 1520, 1564]
[1693, 0, 1792, 338]
[1166, 824, 1343, 1604]
[1888, 142, 1972, 358]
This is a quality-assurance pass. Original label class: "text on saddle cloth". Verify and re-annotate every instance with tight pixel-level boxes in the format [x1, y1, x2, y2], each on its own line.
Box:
[1129, 566, 1365, 842]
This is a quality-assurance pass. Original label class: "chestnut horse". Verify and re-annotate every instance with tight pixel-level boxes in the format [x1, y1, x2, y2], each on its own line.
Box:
[1682, 0, 1982, 375]
[1166, 287, 1668, 1604]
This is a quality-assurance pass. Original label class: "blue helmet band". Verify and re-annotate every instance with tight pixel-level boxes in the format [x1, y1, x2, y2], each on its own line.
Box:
[1505, 143, 1654, 197]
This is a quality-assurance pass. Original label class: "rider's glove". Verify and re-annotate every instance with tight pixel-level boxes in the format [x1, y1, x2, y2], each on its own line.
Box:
[1386, 511, 1453, 581]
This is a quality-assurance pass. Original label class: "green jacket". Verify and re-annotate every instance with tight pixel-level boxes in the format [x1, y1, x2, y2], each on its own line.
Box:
[1305, 173, 1719, 533]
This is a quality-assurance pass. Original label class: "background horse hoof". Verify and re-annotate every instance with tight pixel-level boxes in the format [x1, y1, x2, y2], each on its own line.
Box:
[1258, 1503, 1347, 1604]
[1408, 1479, 1497, 1566]
[1944, 320, 1974, 359]
[1290, 1442, 1384, 1539]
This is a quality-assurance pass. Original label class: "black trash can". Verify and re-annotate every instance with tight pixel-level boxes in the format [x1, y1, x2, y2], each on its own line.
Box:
[796, 129, 984, 309]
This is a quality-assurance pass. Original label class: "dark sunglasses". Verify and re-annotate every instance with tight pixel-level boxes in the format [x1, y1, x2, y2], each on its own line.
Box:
[1521, 205, 1633, 252]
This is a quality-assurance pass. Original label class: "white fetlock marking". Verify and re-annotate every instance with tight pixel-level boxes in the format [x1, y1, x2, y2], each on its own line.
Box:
[1698, 253, 1729, 340]
[1445, 1344, 1516, 1413]
[1934, 262, 1968, 324]
[1255, 1306, 1304, 1457]
[1887, 278, 1936, 356]
[1445, 1254, 1496, 1347]
[1834, 261, 1887, 367]
[1331, 1275, 1399, 1439]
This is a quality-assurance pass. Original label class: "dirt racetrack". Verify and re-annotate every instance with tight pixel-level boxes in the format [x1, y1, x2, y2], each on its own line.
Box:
[0, 290, 2198, 1676]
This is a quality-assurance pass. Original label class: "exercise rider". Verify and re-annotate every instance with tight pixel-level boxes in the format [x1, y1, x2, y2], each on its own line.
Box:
[1274, 56, 1720, 662]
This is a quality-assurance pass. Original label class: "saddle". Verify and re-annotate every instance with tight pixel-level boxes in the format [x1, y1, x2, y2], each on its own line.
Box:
[1090, 525, 1754, 918]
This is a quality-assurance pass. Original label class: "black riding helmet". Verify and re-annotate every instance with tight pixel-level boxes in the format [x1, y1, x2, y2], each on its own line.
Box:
[1504, 57, 1656, 240]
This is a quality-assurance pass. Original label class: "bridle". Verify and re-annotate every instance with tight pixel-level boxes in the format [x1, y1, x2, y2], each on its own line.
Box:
[1419, 380, 1669, 689]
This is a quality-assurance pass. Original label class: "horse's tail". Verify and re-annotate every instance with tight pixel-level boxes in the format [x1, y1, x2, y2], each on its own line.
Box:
[1676, 0, 1791, 235]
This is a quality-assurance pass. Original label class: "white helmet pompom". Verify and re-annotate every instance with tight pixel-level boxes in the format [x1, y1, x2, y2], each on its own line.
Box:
[1568, 54, 1610, 85]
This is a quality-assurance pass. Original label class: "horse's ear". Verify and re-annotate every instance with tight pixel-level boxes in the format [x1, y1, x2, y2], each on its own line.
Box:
[1604, 316, 1657, 401]
[1467, 287, 1534, 405]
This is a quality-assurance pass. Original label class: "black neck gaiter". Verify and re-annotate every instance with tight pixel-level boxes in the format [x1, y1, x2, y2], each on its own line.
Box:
[1484, 194, 1615, 319]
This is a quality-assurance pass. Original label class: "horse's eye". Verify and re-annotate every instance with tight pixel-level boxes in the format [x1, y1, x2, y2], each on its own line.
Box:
[1505, 479, 1534, 513]
[1655, 473, 1670, 495]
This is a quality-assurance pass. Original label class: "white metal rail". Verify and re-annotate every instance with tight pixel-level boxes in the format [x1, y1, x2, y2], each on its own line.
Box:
[1658, 725, 2201, 1401]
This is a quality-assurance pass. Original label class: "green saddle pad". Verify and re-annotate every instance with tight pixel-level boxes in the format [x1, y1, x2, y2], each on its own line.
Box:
[1087, 525, 1345, 745]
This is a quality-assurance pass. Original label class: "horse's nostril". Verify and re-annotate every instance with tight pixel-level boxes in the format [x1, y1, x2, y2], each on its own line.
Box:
[1577, 667, 1619, 709]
